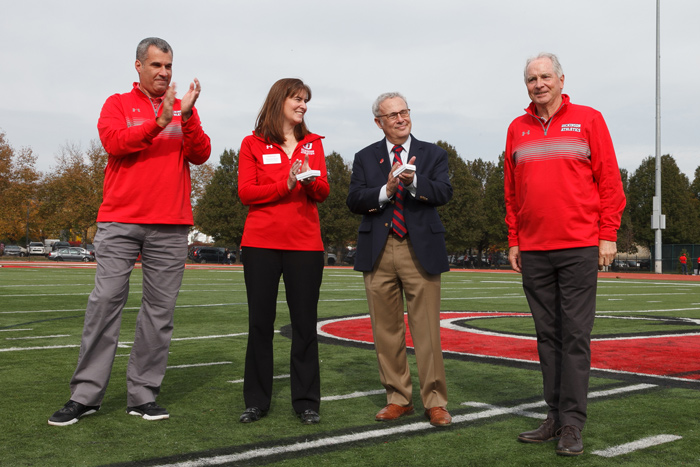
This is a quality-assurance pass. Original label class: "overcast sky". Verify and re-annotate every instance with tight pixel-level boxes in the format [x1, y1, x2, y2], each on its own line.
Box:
[2, 0, 698, 180]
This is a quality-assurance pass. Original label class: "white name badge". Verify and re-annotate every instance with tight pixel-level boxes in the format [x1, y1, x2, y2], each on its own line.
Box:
[263, 153, 282, 164]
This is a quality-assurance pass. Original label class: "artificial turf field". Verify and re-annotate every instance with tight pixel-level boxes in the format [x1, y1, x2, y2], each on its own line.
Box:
[1, 262, 700, 466]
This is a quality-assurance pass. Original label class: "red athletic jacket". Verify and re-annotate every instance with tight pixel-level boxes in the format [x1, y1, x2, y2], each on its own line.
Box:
[96, 83, 211, 224]
[504, 95, 626, 251]
[238, 132, 329, 251]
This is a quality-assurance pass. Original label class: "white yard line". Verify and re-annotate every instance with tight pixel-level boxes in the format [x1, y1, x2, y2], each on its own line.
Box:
[155, 383, 658, 467]
[6, 334, 69, 340]
[168, 361, 232, 369]
[592, 435, 682, 457]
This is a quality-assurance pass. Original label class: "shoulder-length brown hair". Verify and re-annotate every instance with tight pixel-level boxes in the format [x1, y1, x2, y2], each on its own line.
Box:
[254, 78, 312, 145]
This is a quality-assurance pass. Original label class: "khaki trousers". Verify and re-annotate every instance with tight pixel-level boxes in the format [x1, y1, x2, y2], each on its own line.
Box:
[363, 234, 447, 409]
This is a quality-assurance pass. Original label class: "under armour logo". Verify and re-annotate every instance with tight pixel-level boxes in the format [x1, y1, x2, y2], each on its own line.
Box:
[132, 108, 141, 112]
[266, 145, 274, 149]
[522, 130, 530, 136]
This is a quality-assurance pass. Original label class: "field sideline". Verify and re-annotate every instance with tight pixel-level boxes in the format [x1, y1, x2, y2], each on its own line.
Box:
[1, 263, 700, 466]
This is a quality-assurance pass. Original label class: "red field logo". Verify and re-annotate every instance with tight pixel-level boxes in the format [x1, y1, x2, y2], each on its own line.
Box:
[318, 312, 700, 382]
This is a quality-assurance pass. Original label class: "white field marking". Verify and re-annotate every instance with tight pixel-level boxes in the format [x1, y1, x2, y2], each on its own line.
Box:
[167, 361, 232, 369]
[647, 301, 662, 303]
[598, 293, 689, 297]
[6, 334, 69, 340]
[0, 283, 96, 288]
[321, 389, 385, 401]
[592, 435, 683, 458]
[598, 280, 700, 286]
[228, 374, 290, 384]
[480, 281, 522, 284]
[0, 331, 255, 353]
[0, 328, 32, 332]
[596, 307, 700, 314]
[608, 298, 624, 301]
[154, 383, 658, 467]
[460, 383, 656, 414]
[0, 344, 79, 352]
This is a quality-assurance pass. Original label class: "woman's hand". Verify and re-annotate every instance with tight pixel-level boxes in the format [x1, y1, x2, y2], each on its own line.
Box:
[287, 159, 303, 191]
[298, 154, 315, 185]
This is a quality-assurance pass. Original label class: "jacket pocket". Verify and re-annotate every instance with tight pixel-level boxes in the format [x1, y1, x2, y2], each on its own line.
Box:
[358, 222, 372, 233]
[430, 222, 446, 234]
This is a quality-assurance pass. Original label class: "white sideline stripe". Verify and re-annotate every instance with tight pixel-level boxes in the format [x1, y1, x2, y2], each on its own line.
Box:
[6, 334, 69, 340]
[0, 328, 32, 332]
[321, 389, 385, 401]
[592, 435, 682, 457]
[155, 383, 658, 467]
[227, 374, 290, 384]
[168, 361, 232, 369]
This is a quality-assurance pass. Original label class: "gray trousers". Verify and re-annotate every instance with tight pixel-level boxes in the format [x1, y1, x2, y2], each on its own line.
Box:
[70, 222, 188, 407]
[521, 246, 598, 430]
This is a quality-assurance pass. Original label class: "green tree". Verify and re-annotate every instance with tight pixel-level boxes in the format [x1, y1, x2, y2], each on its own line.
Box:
[318, 152, 359, 259]
[0, 130, 41, 243]
[691, 166, 700, 201]
[482, 153, 508, 251]
[617, 168, 636, 254]
[38, 141, 107, 242]
[194, 149, 247, 255]
[435, 140, 482, 254]
[628, 154, 700, 248]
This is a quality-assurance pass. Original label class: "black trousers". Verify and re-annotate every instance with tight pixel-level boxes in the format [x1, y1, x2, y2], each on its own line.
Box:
[521, 246, 598, 430]
[241, 247, 324, 413]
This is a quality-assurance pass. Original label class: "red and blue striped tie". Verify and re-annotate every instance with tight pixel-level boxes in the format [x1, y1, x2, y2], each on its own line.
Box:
[391, 145, 407, 237]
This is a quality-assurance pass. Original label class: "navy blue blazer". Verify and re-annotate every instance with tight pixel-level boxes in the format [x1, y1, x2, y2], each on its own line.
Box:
[346, 136, 452, 275]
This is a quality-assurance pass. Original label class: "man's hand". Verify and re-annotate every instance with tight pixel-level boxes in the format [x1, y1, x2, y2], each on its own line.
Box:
[156, 84, 176, 128]
[599, 239, 617, 270]
[508, 246, 522, 273]
[180, 78, 201, 123]
[386, 156, 416, 197]
[397, 156, 417, 185]
[386, 162, 400, 198]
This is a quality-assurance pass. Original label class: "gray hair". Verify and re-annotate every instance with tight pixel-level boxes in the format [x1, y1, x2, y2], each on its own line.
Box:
[136, 37, 173, 62]
[372, 92, 408, 117]
[524, 52, 563, 83]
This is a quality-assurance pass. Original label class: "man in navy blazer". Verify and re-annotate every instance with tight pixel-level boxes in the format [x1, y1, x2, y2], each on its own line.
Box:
[346, 92, 453, 426]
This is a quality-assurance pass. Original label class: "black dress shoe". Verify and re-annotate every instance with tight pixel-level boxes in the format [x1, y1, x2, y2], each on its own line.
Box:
[239, 407, 266, 423]
[299, 409, 320, 425]
[517, 417, 560, 443]
[556, 425, 583, 456]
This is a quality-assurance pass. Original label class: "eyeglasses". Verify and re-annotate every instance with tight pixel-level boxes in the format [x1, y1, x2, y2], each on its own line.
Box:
[377, 109, 410, 121]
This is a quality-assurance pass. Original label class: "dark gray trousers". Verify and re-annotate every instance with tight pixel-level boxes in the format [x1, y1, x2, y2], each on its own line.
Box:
[521, 246, 598, 430]
[70, 222, 188, 407]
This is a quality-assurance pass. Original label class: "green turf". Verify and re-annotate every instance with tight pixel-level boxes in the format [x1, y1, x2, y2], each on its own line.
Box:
[1, 265, 699, 466]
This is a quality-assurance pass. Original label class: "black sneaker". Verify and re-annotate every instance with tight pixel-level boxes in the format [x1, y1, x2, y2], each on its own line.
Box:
[48, 400, 100, 426]
[126, 402, 169, 421]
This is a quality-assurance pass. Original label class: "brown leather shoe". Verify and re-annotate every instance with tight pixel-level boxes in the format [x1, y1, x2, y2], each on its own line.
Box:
[375, 404, 414, 421]
[424, 407, 452, 426]
[556, 425, 583, 456]
[517, 418, 560, 443]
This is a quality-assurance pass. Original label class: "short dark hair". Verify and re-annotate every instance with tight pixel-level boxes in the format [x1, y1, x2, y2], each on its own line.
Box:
[254, 78, 312, 145]
[136, 37, 173, 62]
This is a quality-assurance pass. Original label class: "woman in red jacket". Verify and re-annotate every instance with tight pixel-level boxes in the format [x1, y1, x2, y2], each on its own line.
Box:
[237, 78, 329, 425]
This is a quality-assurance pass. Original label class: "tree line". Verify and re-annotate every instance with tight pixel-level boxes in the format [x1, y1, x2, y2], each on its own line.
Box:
[2, 129, 700, 260]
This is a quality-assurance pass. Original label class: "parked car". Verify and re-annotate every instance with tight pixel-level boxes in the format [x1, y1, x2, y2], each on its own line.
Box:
[28, 242, 46, 256]
[343, 250, 356, 265]
[4, 245, 27, 257]
[85, 244, 95, 256]
[52, 241, 71, 251]
[191, 247, 233, 264]
[48, 247, 95, 262]
[327, 253, 337, 266]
